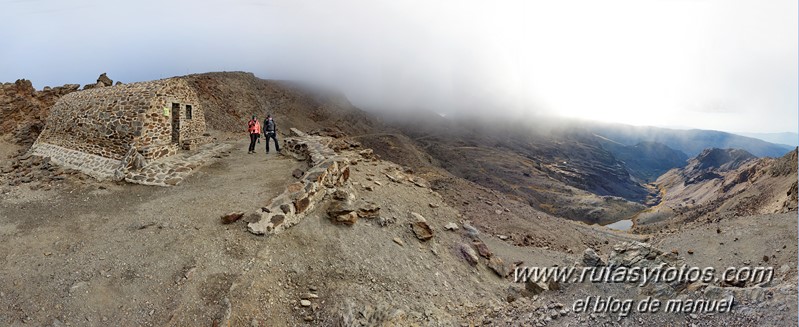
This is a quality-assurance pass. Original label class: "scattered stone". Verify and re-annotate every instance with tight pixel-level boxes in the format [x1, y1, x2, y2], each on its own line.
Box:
[69, 281, 88, 293]
[687, 249, 694, 255]
[221, 212, 244, 224]
[377, 216, 396, 227]
[292, 169, 304, 179]
[462, 222, 479, 237]
[444, 222, 459, 231]
[546, 278, 560, 291]
[333, 212, 359, 225]
[429, 203, 439, 208]
[459, 243, 479, 266]
[411, 221, 434, 241]
[327, 200, 357, 224]
[582, 248, 605, 266]
[357, 202, 380, 219]
[763, 255, 769, 263]
[498, 235, 509, 240]
[472, 241, 493, 258]
[393, 238, 404, 246]
[607, 241, 676, 269]
[280, 204, 292, 214]
[300, 293, 318, 300]
[332, 189, 349, 200]
[300, 300, 311, 307]
[525, 280, 545, 296]
[359, 149, 375, 159]
[411, 178, 428, 188]
[409, 212, 433, 241]
[487, 256, 510, 277]
[410, 212, 426, 222]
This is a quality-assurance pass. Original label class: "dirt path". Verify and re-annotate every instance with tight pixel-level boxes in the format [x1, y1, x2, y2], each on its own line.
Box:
[0, 140, 302, 326]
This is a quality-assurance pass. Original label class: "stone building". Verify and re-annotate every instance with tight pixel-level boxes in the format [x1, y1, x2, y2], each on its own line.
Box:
[30, 78, 209, 179]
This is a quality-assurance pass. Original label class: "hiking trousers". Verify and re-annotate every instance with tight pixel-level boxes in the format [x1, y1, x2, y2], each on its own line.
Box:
[265, 132, 280, 153]
[248, 133, 258, 152]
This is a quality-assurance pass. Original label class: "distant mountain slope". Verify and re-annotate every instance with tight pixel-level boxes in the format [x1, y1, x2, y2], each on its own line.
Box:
[635, 148, 798, 231]
[738, 132, 798, 147]
[595, 140, 688, 183]
[689, 148, 756, 172]
[182, 72, 378, 137]
[587, 123, 794, 158]
[370, 113, 649, 224]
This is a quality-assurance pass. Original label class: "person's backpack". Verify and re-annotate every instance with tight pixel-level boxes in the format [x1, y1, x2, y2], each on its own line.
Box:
[264, 119, 276, 133]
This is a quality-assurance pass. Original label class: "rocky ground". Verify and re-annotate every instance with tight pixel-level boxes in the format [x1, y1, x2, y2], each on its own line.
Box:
[2, 134, 796, 326]
[0, 138, 303, 326]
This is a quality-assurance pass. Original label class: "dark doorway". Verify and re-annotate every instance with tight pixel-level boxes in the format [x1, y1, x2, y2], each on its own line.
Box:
[171, 103, 180, 143]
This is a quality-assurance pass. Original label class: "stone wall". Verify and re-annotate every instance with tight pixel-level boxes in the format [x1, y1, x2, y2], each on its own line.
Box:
[247, 129, 351, 236]
[30, 78, 208, 179]
[29, 143, 121, 180]
[281, 128, 337, 166]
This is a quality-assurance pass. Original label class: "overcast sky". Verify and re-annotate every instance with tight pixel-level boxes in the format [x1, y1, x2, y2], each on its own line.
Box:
[1, 0, 796, 133]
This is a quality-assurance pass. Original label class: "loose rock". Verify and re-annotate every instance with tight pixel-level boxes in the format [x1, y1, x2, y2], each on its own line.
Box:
[582, 248, 605, 266]
[459, 243, 480, 266]
[221, 212, 244, 224]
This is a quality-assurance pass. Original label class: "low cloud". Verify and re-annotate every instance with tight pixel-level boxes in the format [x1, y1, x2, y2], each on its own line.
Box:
[0, 0, 795, 133]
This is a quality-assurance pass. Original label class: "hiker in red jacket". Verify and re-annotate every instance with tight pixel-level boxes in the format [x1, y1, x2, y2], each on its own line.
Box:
[247, 115, 261, 154]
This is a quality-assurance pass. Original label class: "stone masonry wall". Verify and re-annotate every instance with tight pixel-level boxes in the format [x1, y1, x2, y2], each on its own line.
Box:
[29, 143, 121, 180]
[146, 80, 207, 154]
[247, 128, 351, 236]
[30, 78, 208, 179]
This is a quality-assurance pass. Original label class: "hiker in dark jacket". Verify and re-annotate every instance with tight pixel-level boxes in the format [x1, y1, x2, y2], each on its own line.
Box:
[263, 114, 280, 154]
